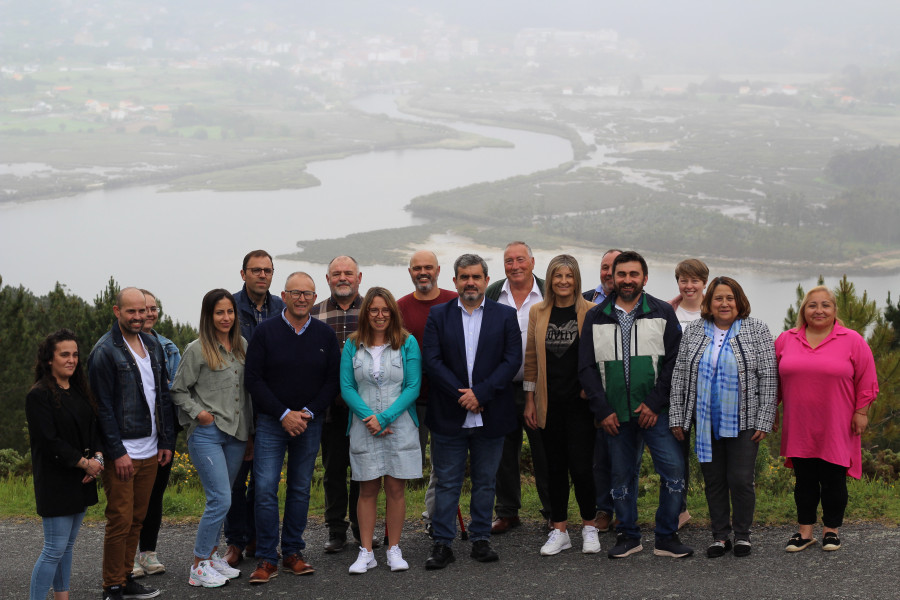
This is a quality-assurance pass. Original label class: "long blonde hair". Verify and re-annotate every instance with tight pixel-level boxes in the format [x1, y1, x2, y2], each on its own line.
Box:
[540, 254, 583, 309]
[795, 285, 844, 329]
[199, 289, 245, 370]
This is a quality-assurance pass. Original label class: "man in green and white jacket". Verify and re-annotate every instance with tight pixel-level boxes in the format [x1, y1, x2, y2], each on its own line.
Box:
[578, 250, 693, 560]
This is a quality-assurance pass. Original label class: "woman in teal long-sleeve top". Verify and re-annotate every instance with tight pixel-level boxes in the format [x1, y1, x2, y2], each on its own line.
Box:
[340, 286, 421, 574]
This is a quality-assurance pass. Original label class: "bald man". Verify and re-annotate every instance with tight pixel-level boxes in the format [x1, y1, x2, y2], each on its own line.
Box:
[89, 287, 176, 600]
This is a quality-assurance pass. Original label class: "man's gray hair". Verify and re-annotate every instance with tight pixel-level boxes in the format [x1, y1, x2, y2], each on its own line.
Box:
[284, 271, 314, 289]
[505, 241, 533, 257]
[454, 254, 488, 278]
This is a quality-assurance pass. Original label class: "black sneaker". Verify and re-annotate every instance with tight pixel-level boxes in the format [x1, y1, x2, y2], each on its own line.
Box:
[706, 539, 732, 558]
[424, 542, 455, 570]
[102, 585, 124, 600]
[733, 539, 752, 557]
[822, 532, 841, 551]
[122, 575, 160, 599]
[653, 533, 694, 558]
[470, 540, 499, 562]
[785, 532, 816, 552]
[608, 533, 643, 559]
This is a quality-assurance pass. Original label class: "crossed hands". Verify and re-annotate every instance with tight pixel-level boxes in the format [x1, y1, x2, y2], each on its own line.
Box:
[363, 415, 394, 437]
[282, 410, 312, 437]
[458, 388, 483, 413]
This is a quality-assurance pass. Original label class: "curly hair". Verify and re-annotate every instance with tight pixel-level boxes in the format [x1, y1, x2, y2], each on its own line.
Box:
[32, 329, 95, 411]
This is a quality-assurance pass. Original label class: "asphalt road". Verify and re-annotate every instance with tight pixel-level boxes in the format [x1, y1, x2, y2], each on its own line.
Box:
[2, 518, 896, 599]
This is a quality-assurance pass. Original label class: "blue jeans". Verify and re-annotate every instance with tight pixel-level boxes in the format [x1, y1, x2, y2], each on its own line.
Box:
[606, 412, 685, 539]
[189, 422, 246, 559]
[253, 414, 323, 562]
[594, 428, 643, 516]
[430, 430, 504, 546]
[30, 511, 84, 599]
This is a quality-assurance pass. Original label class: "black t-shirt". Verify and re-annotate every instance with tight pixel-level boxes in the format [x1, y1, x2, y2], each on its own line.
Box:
[545, 304, 580, 402]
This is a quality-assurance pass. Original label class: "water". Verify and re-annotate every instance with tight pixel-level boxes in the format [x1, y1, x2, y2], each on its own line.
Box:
[0, 95, 897, 333]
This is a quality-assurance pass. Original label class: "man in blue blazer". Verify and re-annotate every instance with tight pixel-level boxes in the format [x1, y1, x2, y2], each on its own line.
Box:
[422, 253, 522, 569]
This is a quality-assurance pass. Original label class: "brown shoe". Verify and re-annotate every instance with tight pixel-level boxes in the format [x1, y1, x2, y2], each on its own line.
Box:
[223, 544, 243, 568]
[282, 553, 315, 575]
[595, 511, 613, 533]
[490, 516, 521, 534]
[249, 560, 278, 584]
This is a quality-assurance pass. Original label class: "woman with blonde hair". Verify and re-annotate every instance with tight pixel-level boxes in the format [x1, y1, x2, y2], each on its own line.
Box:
[523, 255, 599, 555]
[171, 289, 252, 587]
[776, 285, 878, 552]
[341, 286, 421, 574]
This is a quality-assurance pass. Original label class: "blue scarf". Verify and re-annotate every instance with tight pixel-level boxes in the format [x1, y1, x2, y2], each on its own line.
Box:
[694, 319, 741, 463]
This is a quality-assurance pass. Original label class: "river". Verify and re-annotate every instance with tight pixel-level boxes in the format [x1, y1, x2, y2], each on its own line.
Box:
[0, 95, 897, 333]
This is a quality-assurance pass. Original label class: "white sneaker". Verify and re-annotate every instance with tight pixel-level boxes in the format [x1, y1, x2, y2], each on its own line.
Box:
[582, 525, 602, 554]
[209, 553, 241, 579]
[132, 552, 146, 578]
[139, 551, 165, 575]
[540, 529, 572, 556]
[348, 547, 377, 574]
[386, 545, 409, 571]
[189, 560, 228, 588]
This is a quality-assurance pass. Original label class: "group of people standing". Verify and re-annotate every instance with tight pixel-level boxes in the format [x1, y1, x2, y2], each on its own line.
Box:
[26, 244, 879, 598]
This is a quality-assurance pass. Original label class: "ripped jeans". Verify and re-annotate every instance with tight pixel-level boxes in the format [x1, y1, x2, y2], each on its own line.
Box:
[606, 411, 685, 540]
[188, 422, 247, 559]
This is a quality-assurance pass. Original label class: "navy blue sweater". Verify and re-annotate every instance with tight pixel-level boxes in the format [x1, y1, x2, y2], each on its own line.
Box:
[245, 314, 341, 420]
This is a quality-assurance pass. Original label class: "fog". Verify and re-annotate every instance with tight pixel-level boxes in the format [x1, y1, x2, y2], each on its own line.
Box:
[2, 0, 899, 327]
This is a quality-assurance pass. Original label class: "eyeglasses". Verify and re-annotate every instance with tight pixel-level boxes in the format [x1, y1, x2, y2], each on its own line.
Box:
[285, 290, 316, 300]
[146, 306, 160, 314]
[368, 308, 391, 317]
[248, 267, 274, 276]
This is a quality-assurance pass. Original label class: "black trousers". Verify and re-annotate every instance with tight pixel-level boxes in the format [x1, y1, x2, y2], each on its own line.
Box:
[540, 397, 596, 523]
[139, 459, 172, 552]
[322, 406, 360, 538]
[792, 457, 848, 528]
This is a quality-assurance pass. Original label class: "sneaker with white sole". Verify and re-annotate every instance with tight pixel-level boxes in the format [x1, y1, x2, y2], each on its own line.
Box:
[348, 547, 377, 574]
[138, 551, 165, 575]
[132, 553, 145, 579]
[540, 529, 572, 556]
[189, 560, 228, 588]
[582, 525, 601, 554]
[653, 533, 694, 558]
[386, 545, 409, 571]
[608, 533, 643, 559]
[209, 553, 242, 579]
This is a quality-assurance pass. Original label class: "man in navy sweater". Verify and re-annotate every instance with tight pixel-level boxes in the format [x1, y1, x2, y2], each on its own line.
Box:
[245, 271, 341, 583]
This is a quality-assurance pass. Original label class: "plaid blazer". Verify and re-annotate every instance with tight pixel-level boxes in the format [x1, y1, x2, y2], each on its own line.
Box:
[669, 317, 778, 433]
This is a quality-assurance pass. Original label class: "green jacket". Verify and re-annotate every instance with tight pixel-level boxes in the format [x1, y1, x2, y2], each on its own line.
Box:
[485, 276, 545, 301]
[577, 292, 681, 423]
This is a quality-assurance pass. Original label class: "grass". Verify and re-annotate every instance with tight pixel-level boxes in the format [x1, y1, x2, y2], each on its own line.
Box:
[4, 454, 899, 527]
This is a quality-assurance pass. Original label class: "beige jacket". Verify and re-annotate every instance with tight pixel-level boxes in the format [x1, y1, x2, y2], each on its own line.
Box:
[523, 297, 594, 428]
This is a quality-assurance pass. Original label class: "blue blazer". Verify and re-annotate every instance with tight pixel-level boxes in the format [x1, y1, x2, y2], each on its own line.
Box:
[422, 297, 521, 438]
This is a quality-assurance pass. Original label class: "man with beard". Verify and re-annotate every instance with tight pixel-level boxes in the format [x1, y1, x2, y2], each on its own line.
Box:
[89, 287, 175, 600]
[578, 251, 692, 560]
[310, 255, 365, 553]
[397, 250, 458, 533]
[421, 254, 521, 569]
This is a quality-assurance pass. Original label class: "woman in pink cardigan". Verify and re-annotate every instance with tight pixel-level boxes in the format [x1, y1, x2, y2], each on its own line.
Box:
[775, 285, 878, 553]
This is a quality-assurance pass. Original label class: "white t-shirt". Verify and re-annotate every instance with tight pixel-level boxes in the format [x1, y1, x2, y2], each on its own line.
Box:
[123, 338, 159, 460]
[675, 306, 701, 325]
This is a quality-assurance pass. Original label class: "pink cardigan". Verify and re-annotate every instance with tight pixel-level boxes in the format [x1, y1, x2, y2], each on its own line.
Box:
[775, 324, 878, 479]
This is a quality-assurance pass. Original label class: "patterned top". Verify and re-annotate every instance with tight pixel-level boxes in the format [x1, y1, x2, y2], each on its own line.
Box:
[310, 295, 362, 350]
